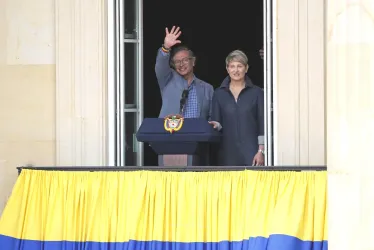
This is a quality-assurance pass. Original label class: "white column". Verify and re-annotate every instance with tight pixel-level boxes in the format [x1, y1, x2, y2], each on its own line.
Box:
[274, 0, 325, 165]
[55, 0, 107, 166]
[327, 0, 374, 249]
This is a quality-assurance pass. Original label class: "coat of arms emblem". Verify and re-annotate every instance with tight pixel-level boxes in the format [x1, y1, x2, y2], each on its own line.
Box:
[164, 114, 184, 133]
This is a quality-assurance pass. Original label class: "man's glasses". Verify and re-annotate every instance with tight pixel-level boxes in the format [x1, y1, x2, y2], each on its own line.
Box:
[173, 57, 192, 66]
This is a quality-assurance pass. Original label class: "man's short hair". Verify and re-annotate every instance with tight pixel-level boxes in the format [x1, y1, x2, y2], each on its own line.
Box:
[170, 45, 195, 59]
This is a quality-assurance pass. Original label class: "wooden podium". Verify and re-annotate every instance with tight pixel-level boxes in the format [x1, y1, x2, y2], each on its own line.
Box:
[161, 155, 188, 166]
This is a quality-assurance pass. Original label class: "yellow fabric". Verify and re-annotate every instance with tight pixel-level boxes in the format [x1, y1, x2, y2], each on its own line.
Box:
[0, 170, 327, 243]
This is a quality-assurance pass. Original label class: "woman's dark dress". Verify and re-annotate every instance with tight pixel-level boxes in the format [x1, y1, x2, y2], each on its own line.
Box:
[211, 76, 264, 166]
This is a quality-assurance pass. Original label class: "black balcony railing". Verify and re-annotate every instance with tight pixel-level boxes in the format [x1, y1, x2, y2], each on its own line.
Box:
[17, 166, 327, 175]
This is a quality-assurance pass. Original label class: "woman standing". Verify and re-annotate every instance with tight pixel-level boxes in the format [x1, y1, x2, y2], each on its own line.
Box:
[209, 50, 265, 166]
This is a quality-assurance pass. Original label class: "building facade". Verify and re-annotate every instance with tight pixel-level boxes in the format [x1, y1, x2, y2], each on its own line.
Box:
[0, 0, 373, 248]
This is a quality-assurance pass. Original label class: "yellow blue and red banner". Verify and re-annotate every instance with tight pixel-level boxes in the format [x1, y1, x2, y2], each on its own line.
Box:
[0, 170, 327, 250]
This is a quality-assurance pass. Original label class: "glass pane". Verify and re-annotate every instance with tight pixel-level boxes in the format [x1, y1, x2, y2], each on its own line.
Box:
[125, 112, 138, 166]
[124, 43, 137, 106]
[124, 0, 137, 39]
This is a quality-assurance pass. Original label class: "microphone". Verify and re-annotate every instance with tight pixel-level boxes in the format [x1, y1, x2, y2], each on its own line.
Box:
[179, 89, 189, 115]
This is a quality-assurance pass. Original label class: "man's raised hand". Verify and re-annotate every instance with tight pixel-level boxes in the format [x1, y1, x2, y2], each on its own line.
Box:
[164, 26, 182, 49]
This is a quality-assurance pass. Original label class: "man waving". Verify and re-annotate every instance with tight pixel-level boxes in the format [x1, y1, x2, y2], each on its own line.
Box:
[155, 26, 214, 120]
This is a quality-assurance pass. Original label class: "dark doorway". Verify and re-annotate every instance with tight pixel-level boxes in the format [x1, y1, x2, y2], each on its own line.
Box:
[143, 0, 264, 166]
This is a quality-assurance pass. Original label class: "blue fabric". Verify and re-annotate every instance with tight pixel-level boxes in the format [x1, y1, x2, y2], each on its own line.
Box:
[0, 234, 328, 250]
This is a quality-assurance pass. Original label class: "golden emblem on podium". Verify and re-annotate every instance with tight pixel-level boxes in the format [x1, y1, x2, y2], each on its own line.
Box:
[164, 114, 184, 134]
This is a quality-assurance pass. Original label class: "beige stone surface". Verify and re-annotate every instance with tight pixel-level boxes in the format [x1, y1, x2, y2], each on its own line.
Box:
[0, 0, 56, 216]
[0, 0, 108, 216]
[0, 65, 55, 141]
[0, 65, 56, 216]
[5, 0, 55, 65]
[327, 0, 374, 249]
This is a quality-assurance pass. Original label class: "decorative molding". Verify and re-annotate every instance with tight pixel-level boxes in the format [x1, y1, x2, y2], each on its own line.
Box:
[55, 0, 107, 166]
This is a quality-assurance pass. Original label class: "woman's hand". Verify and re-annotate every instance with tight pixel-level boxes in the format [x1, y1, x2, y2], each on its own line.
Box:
[208, 121, 222, 131]
[252, 152, 264, 166]
[208, 121, 219, 129]
[164, 26, 182, 49]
